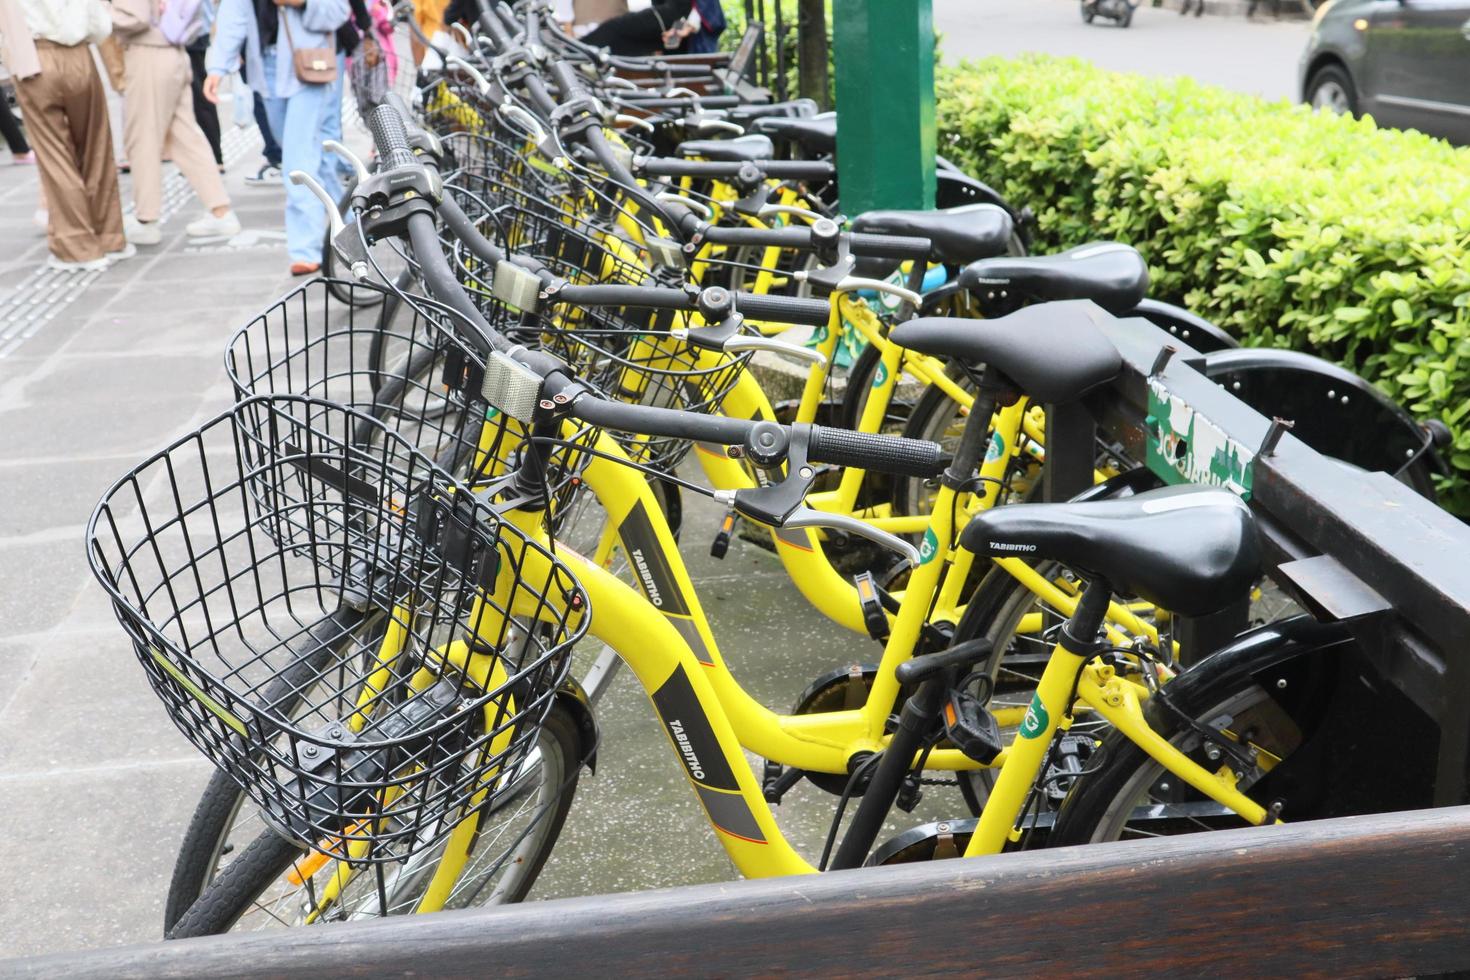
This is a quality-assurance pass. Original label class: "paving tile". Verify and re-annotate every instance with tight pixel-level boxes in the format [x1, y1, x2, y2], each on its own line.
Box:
[0, 537, 93, 635]
[0, 625, 191, 774]
[0, 758, 212, 957]
[0, 456, 143, 537]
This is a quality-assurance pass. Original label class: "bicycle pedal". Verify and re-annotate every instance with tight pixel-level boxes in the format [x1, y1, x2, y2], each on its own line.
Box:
[854, 570, 890, 642]
[710, 509, 738, 559]
[944, 690, 1003, 765]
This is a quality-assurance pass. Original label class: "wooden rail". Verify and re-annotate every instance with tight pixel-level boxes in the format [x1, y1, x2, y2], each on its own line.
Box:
[11, 806, 1470, 978]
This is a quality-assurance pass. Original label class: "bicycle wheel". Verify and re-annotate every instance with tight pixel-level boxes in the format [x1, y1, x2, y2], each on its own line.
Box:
[1046, 620, 1439, 845]
[163, 609, 386, 930]
[167, 703, 582, 936]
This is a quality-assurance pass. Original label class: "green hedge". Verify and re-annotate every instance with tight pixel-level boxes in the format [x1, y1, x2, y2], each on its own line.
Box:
[935, 55, 1470, 511]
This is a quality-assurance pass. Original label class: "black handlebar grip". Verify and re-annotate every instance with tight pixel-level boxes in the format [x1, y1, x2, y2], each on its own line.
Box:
[849, 232, 934, 262]
[699, 225, 813, 249]
[760, 161, 837, 181]
[735, 292, 830, 327]
[366, 104, 417, 171]
[552, 285, 695, 311]
[549, 59, 585, 98]
[805, 425, 945, 478]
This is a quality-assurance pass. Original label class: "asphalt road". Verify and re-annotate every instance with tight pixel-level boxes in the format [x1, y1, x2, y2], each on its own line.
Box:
[933, 0, 1314, 102]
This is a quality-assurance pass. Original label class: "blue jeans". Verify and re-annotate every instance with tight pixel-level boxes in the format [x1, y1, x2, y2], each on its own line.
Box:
[261, 48, 343, 263]
[319, 55, 353, 180]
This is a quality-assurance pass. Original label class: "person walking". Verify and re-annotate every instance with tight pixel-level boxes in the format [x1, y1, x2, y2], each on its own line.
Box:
[0, 90, 34, 161]
[204, 0, 348, 275]
[0, 0, 131, 270]
[113, 0, 240, 245]
[185, 4, 224, 169]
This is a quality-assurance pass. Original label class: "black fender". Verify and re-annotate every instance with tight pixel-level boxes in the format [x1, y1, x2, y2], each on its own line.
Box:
[933, 165, 1033, 249]
[554, 675, 600, 774]
[1124, 297, 1238, 353]
[1203, 347, 1447, 499]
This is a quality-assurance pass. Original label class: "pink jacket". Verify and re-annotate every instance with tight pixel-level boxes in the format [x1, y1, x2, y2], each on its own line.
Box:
[111, 0, 170, 47]
[0, 0, 41, 78]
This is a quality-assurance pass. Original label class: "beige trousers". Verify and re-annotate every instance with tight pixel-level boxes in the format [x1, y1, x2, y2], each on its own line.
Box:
[122, 43, 229, 223]
[14, 41, 125, 263]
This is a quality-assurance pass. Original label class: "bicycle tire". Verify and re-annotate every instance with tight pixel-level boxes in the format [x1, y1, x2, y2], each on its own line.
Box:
[1047, 620, 1376, 846]
[167, 704, 582, 936]
[163, 608, 383, 928]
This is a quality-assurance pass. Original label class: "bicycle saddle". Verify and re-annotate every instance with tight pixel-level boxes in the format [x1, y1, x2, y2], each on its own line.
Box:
[725, 99, 819, 126]
[959, 485, 1261, 618]
[754, 114, 837, 155]
[888, 301, 1122, 404]
[677, 134, 775, 163]
[960, 242, 1150, 314]
[851, 203, 1014, 267]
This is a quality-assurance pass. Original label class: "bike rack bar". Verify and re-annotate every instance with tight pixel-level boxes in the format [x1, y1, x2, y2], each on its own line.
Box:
[10, 805, 1470, 977]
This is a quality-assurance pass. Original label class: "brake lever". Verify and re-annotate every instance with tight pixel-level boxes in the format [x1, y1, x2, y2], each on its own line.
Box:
[323, 139, 370, 185]
[291, 170, 370, 279]
[289, 170, 345, 239]
[655, 192, 711, 219]
[797, 273, 924, 309]
[721, 335, 826, 366]
[449, 21, 474, 50]
[445, 55, 492, 94]
[615, 113, 656, 133]
[694, 119, 744, 136]
[782, 508, 921, 566]
[758, 203, 825, 223]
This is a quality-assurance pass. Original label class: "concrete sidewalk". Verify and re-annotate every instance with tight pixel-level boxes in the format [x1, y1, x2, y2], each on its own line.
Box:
[0, 128, 301, 955]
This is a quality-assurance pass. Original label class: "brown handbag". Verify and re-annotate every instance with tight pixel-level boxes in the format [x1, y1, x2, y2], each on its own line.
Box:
[280, 12, 336, 84]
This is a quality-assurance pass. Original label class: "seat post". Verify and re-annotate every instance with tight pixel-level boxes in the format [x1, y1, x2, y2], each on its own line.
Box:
[941, 365, 1003, 491]
[1060, 578, 1114, 654]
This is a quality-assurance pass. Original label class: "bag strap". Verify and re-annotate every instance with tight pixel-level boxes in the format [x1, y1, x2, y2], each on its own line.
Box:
[280, 9, 294, 51]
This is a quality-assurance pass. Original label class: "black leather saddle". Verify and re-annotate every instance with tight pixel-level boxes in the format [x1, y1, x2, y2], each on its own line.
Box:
[960, 242, 1150, 314]
[725, 99, 819, 127]
[851, 204, 1014, 267]
[755, 114, 837, 156]
[960, 485, 1260, 617]
[676, 134, 775, 163]
[888, 301, 1122, 405]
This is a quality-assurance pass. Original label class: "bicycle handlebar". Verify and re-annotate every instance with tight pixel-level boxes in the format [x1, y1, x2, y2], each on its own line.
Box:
[550, 284, 831, 327]
[367, 102, 944, 481]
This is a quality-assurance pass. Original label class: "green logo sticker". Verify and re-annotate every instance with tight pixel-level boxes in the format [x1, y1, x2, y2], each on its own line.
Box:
[1019, 693, 1049, 740]
[918, 528, 939, 565]
[814, 324, 829, 345]
[984, 432, 1005, 463]
[871, 361, 888, 389]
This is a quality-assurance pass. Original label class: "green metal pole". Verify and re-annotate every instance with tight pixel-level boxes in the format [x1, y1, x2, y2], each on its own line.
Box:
[832, 0, 936, 215]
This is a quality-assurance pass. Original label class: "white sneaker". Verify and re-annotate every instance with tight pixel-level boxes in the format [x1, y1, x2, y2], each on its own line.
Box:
[124, 215, 162, 245]
[46, 253, 108, 273]
[107, 242, 137, 264]
[186, 210, 242, 238]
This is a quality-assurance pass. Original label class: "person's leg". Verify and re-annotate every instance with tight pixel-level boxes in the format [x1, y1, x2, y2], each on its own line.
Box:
[16, 46, 104, 262]
[254, 92, 283, 168]
[0, 99, 30, 156]
[122, 44, 172, 224]
[315, 58, 346, 200]
[275, 85, 329, 264]
[187, 45, 224, 166]
[67, 48, 127, 253]
[162, 48, 232, 217]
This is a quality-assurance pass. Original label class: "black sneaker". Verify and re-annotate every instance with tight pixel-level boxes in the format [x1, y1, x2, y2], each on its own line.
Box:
[244, 163, 282, 185]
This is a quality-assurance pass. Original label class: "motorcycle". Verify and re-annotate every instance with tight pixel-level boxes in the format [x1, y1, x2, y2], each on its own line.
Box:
[1081, 0, 1137, 26]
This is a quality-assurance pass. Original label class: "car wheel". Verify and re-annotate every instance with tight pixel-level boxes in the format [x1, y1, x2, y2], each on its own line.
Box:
[1306, 64, 1357, 116]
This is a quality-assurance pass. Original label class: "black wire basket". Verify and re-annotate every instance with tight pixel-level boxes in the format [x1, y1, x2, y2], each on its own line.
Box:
[225, 276, 599, 523]
[85, 395, 589, 863]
